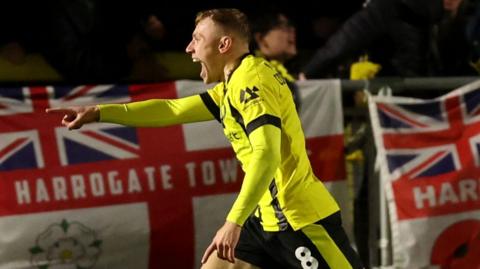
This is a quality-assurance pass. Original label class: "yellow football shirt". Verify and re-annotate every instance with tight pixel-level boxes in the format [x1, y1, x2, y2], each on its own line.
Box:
[200, 55, 339, 231]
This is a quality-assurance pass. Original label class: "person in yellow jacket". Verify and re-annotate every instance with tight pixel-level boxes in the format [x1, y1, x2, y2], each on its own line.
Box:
[349, 55, 381, 81]
[47, 8, 363, 269]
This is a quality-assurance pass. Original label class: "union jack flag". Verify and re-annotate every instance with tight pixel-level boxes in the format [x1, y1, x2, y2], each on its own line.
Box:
[0, 130, 43, 170]
[0, 85, 135, 171]
[372, 80, 480, 181]
[48, 84, 130, 107]
[370, 80, 480, 221]
[0, 87, 33, 115]
[55, 124, 140, 166]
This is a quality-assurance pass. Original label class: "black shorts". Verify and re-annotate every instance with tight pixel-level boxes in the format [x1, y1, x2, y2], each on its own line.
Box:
[235, 212, 364, 269]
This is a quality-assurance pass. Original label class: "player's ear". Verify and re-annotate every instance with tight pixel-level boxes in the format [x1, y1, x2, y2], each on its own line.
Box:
[218, 36, 232, 53]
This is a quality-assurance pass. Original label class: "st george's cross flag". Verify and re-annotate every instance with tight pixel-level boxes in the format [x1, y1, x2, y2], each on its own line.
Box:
[0, 80, 348, 268]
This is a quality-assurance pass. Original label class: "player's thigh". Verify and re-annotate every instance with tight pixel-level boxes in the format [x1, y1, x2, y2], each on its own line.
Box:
[201, 251, 261, 269]
[299, 212, 364, 269]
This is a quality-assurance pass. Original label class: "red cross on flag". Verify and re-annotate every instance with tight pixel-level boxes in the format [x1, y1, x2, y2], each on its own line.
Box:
[0, 80, 347, 268]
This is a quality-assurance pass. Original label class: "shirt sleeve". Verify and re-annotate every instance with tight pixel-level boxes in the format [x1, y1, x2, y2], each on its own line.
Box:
[199, 83, 224, 122]
[226, 77, 283, 226]
[98, 94, 214, 127]
[98, 83, 225, 127]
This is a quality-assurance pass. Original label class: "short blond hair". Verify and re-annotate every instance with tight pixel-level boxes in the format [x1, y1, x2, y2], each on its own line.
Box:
[195, 8, 251, 43]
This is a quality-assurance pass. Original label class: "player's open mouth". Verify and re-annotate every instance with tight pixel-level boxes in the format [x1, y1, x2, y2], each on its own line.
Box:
[192, 58, 206, 79]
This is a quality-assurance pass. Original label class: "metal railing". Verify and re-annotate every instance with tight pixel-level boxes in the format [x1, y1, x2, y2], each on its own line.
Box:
[339, 76, 479, 92]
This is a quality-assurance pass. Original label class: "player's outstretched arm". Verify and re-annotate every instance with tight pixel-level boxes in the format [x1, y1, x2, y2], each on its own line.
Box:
[96, 95, 214, 127]
[46, 95, 216, 130]
[46, 106, 99, 130]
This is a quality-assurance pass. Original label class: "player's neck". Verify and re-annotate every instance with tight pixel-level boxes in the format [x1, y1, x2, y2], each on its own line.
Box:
[223, 50, 249, 82]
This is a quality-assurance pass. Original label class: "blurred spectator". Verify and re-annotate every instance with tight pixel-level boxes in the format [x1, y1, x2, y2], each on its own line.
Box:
[251, 12, 297, 67]
[299, 0, 445, 79]
[250, 10, 302, 111]
[37, 0, 168, 83]
[428, 0, 479, 76]
[0, 0, 169, 83]
[466, 0, 480, 74]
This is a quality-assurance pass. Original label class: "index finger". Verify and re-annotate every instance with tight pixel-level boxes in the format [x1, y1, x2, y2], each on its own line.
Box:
[45, 108, 75, 115]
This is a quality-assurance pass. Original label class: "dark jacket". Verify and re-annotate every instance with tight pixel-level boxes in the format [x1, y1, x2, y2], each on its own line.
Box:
[302, 0, 443, 78]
